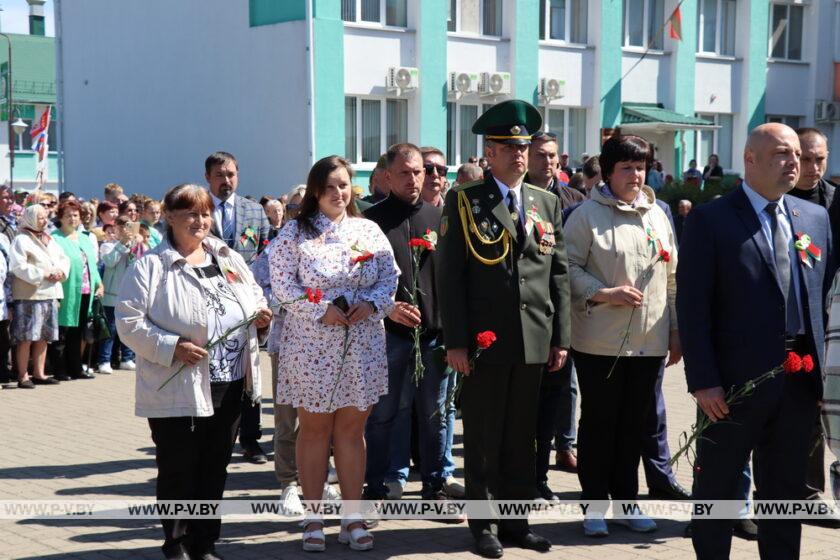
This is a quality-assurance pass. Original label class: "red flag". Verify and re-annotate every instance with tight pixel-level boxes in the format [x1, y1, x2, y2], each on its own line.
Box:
[669, 5, 683, 41]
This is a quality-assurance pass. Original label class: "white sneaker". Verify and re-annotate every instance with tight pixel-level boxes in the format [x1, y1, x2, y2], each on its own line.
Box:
[327, 464, 339, 484]
[81, 364, 89, 373]
[323, 483, 342, 502]
[280, 485, 304, 516]
[97, 363, 113, 375]
[385, 481, 403, 500]
[119, 360, 136, 371]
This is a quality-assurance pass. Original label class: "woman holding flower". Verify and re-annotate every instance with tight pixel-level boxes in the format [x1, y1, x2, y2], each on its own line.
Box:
[116, 184, 271, 560]
[270, 155, 398, 552]
[563, 135, 681, 537]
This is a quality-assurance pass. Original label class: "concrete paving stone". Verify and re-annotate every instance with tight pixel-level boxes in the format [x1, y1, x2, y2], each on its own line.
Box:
[3, 353, 840, 558]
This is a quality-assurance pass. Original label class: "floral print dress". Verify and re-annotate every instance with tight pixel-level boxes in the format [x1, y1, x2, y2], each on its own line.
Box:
[270, 212, 399, 413]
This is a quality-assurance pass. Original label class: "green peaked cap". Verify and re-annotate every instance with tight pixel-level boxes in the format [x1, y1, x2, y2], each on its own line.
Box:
[471, 99, 543, 145]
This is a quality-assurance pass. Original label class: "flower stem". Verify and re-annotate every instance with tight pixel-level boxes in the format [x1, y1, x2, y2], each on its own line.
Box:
[157, 312, 259, 391]
[606, 307, 635, 379]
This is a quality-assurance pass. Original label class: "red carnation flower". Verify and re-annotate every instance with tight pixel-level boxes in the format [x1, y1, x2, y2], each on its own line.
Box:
[783, 352, 803, 374]
[476, 331, 497, 350]
[409, 238, 430, 250]
[263, 239, 269, 246]
[305, 287, 323, 304]
[352, 251, 374, 265]
[801, 355, 815, 373]
[659, 249, 670, 263]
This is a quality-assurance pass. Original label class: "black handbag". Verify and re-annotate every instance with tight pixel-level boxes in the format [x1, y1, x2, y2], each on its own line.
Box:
[85, 297, 111, 344]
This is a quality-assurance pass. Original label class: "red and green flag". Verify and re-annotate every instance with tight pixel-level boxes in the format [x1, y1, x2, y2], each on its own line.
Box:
[669, 5, 683, 41]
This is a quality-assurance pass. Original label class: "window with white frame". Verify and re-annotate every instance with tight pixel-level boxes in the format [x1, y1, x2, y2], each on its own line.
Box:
[696, 0, 736, 55]
[766, 114, 802, 128]
[344, 96, 408, 164]
[769, 3, 803, 60]
[341, 0, 407, 27]
[446, 103, 494, 165]
[446, 0, 502, 36]
[543, 107, 587, 168]
[694, 113, 733, 170]
[623, 0, 664, 49]
[539, 0, 588, 44]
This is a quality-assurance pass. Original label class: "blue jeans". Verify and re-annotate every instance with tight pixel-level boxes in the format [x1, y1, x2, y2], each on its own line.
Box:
[365, 332, 448, 497]
[385, 348, 458, 484]
[97, 306, 135, 365]
[553, 361, 578, 451]
[442, 368, 457, 479]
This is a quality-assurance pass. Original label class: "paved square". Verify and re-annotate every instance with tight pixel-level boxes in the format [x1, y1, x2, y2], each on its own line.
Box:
[2, 355, 840, 559]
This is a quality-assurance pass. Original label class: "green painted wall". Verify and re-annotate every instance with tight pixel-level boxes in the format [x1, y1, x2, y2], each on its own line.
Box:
[513, 0, 539, 104]
[312, 0, 345, 158]
[13, 152, 57, 181]
[599, 0, 623, 127]
[744, 0, 768, 131]
[249, 0, 306, 26]
[417, 0, 448, 149]
[672, 0, 697, 178]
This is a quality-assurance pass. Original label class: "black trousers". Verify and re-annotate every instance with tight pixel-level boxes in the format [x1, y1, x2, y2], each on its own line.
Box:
[238, 398, 262, 446]
[805, 414, 825, 497]
[461, 359, 542, 539]
[63, 294, 90, 377]
[691, 371, 819, 560]
[573, 350, 661, 501]
[535, 360, 573, 483]
[0, 317, 13, 379]
[148, 380, 243, 557]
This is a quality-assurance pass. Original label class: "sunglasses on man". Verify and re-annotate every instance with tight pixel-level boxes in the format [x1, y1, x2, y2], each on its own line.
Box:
[424, 163, 448, 176]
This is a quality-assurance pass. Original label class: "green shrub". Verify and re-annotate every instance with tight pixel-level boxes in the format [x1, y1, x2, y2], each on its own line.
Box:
[656, 174, 741, 211]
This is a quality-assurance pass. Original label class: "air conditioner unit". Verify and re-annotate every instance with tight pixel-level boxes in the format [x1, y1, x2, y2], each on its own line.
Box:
[539, 77, 566, 100]
[386, 66, 419, 91]
[448, 71, 478, 95]
[815, 100, 840, 123]
[478, 71, 511, 96]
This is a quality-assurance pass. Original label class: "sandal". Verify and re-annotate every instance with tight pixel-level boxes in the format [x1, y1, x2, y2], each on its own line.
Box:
[339, 514, 374, 551]
[300, 515, 326, 552]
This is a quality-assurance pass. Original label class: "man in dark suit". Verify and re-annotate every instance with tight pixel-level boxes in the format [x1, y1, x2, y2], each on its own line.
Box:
[788, 127, 840, 514]
[205, 151, 270, 464]
[678, 123, 832, 560]
[438, 100, 571, 558]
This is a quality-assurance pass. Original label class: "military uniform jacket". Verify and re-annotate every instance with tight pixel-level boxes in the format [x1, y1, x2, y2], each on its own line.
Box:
[436, 173, 571, 364]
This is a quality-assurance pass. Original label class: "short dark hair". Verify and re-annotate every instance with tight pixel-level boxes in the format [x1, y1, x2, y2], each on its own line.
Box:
[568, 172, 585, 192]
[259, 195, 275, 207]
[205, 151, 239, 174]
[796, 127, 828, 144]
[599, 136, 652, 181]
[419, 146, 445, 161]
[96, 201, 118, 218]
[58, 191, 76, 201]
[386, 143, 423, 167]
[56, 199, 82, 220]
[582, 156, 601, 179]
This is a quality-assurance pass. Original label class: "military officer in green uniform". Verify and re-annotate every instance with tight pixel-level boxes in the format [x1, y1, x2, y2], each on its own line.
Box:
[436, 100, 571, 558]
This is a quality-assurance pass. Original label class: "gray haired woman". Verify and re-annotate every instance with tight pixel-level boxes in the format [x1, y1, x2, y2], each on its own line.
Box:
[9, 204, 70, 388]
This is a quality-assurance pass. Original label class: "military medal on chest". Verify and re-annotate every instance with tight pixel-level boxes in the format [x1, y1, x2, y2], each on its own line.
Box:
[535, 219, 555, 255]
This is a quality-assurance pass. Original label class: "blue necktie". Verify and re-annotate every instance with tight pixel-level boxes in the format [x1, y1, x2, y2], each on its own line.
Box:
[765, 202, 802, 335]
[219, 201, 234, 248]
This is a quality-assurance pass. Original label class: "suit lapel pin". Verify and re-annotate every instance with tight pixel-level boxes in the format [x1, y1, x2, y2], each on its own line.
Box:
[792, 209, 800, 217]
[489, 194, 495, 200]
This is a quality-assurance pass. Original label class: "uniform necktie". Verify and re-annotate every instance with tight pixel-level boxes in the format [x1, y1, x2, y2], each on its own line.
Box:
[219, 201, 234, 248]
[507, 191, 524, 244]
[765, 202, 801, 335]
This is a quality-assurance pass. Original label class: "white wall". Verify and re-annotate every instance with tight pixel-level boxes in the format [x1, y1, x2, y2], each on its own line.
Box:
[695, 58, 739, 114]
[620, 52, 671, 106]
[343, 26, 416, 95]
[765, 61, 810, 118]
[61, 0, 308, 199]
[537, 45, 594, 108]
[446, 34, 510, 76]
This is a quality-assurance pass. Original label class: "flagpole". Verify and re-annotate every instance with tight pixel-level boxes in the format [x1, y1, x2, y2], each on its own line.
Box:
[618, 0, 686, 84]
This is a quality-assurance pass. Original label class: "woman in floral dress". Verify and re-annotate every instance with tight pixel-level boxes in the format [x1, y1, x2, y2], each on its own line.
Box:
[270, 155, 398, 552]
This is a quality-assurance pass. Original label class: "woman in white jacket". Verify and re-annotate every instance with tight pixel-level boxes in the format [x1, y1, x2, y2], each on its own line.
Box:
[9, 204, 69, 389]
[116, 184, 271, 560]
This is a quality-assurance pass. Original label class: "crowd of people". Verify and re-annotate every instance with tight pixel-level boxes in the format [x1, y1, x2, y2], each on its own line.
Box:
[3, 99, 839, 560]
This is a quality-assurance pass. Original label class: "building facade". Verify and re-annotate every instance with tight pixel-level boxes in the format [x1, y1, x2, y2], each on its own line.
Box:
[58, 0, 838, 198]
